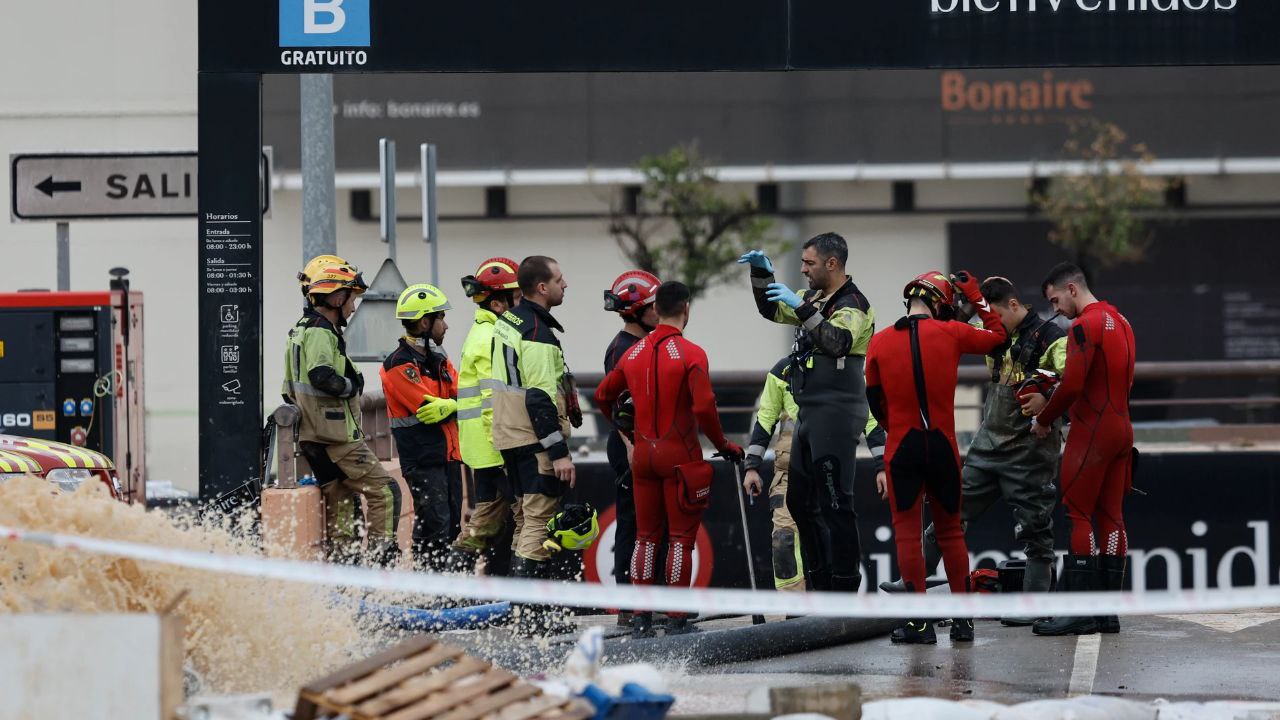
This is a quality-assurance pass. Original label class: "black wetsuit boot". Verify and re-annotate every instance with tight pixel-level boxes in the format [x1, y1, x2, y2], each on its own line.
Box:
[1033, 555, 1100, 636]
[1096, 555, 1126, 634]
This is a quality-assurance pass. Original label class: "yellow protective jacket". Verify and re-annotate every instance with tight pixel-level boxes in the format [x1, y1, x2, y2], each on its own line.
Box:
[489, 301, 572, 459]
[282, 307, 365, 445]
[457, 307, 504, 469]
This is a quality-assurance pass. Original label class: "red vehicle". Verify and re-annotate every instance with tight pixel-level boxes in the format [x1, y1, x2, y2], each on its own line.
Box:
[0, 434, 123, 500]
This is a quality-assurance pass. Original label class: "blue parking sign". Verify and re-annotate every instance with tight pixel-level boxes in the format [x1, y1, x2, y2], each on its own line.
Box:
[279, 0, 370, 47]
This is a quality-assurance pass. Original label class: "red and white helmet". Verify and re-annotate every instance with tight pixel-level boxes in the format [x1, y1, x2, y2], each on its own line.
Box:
[904, 270, 956, 311]
[604, 270, 660, 319]
[461, 257, 520, 303]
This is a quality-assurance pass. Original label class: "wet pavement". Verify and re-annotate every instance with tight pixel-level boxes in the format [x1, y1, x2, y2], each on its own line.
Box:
[665, 612, 1280, 713]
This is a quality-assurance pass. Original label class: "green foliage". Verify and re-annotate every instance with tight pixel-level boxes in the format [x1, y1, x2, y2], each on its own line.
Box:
[1036, 120, 1168, 279]
[609, 144, 786, 299]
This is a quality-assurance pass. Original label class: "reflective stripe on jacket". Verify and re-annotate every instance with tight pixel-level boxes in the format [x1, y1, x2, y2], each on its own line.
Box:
[380, 336, 460, 472]
[490, 301, 572, 459]
[458, 308, 503, 470]
[281, 307, 364, 444]
[745, 356, 801, 471]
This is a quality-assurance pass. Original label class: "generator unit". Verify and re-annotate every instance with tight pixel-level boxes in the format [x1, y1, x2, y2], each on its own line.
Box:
[0, 269, 145, 503]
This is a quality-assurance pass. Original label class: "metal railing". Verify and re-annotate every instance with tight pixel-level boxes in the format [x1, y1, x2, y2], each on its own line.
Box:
[574, 359, 1280, 421]
[314, 360, 1278, 471]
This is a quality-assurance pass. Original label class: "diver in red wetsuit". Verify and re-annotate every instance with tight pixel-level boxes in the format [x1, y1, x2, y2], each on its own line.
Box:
[1026, 262, 1136, 637]
[866, 271, 1006, 645]
[595, 281, 743, 639]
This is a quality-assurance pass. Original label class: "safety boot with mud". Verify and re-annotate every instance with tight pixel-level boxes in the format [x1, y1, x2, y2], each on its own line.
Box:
[665, 615, 700, 636]
[1033, 555, 1100, 636]
[632, 612, 657, 639]
[949, 618, 975, 643]
[1095, 555, 1126, 634]
[891, 620, 938, 645]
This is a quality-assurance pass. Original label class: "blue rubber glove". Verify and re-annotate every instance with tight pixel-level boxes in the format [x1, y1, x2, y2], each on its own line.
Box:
[737, 250, 774, 274]
[765, 282, 804, 310]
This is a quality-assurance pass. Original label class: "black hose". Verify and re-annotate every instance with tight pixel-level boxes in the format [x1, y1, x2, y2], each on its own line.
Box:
[463, 615, 898, 674]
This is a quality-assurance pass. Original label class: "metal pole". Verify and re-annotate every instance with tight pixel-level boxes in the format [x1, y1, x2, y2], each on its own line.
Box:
[730, 459, 767, 625]
[422, 143, 439, 286]
[380, 138, 397, 262]
[56, 222, 70, 291]
[300, 74, 337, 262]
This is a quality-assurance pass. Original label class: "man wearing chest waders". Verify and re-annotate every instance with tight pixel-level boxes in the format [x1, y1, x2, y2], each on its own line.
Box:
[738, 233, 875, 593]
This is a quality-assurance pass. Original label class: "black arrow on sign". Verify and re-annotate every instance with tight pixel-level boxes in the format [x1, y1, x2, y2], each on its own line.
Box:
[36, 176, 82, 197]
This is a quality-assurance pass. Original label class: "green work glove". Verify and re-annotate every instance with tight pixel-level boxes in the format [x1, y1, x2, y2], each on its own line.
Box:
[415, 395, 458, 424]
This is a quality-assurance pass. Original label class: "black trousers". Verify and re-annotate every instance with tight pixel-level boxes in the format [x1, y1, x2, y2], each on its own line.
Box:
[404, 461, 462, 571]
[785, 406, 863, 591]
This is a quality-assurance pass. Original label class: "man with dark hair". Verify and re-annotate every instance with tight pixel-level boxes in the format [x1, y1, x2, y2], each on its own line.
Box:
[1030, 262, 1136, 636]
[489, 255, 580, 635]
[380, 283, 462, 572]
[601, 270, 661, 601]
[738, 232, 875, 593]
[448, 257, 522, 575]
[596, 281, 743, 638]
[880, 276, 1065, 626]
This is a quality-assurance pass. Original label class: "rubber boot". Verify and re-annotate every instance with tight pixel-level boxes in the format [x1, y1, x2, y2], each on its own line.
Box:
[632, 612, 656, 639]
[881, 525, 945, 593]
[444, 547, 479, 574]
[528, 559, 577, 637]
[1001, 557, 1054, 627]
[879, 577, 950, 593]
[949, 618, 974, 643]
[370, 540, 402, 569]
[807, 567, 833, 592]
[891, 620, 938, 645]
[1033, 555, 1100, 636]
[879, 578, 909, 593]
[1096, 555, 1126, 634]
[665, 615, 700, 636]
[832, 572, 862, 593]
[508, 557, 541, 637]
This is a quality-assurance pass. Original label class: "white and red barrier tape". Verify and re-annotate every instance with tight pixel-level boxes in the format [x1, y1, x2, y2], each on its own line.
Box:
[3, 523, 1279, 618]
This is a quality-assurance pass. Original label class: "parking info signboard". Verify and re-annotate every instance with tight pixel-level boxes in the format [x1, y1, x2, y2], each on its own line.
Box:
[10, 151, 270, 222]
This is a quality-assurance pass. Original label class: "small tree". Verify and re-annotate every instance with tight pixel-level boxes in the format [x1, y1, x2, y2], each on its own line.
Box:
[1035, 120, 1169, 281]
[609, 144, 786, 299]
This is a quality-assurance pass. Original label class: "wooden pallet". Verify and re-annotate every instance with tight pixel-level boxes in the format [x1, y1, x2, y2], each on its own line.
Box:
[294, 635, 595, 720]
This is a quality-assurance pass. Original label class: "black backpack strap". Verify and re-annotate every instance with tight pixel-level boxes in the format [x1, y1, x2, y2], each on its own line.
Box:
[907, 317, 932, 430]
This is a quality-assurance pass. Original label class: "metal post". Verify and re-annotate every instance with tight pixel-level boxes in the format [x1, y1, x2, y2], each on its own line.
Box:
[421, 143, 439, 286]
[380, 138, 397, 262]
[55, 222, 70, 290]
[300, 74, 337, 262]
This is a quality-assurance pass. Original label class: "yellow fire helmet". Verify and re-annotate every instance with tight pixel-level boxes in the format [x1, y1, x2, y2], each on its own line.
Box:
[298, 254, 349, 295]
[543, 503, 600, 553]
[307, 264, 367, 298]
[396, 284, 452, 322]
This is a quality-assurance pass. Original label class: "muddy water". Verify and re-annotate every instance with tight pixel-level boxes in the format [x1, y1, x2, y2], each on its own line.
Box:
[0, 475, 394, 694]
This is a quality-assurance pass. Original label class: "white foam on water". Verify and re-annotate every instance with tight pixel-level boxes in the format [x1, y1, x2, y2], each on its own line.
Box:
[0, 476, 395, 695]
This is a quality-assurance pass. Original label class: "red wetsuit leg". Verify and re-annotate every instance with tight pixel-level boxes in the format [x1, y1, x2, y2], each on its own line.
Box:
[927, 448, 971, 595]
[885, 464, 927, 593]
[629, 443, 665, 586]
[1096, 442, 1131, 557]
[662, 462, 704, 618]
[1060, 429, 1111, 555]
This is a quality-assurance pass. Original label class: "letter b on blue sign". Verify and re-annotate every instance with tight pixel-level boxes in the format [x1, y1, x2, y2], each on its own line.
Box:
[279, 0, 370, 47]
